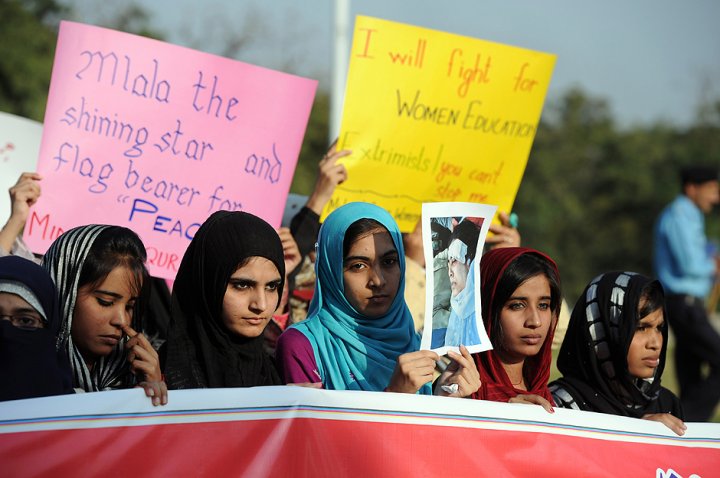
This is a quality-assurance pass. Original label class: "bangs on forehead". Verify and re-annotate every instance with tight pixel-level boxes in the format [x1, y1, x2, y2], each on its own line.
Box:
[232, 256, 252, 275]
[355, 226, 392, 243]
[516, 272, 551, 293]
[343, 218, 393, 258]
[231, 256, 281, 277]
[125, 268, 145, 298]
[86, 259, 144, 298]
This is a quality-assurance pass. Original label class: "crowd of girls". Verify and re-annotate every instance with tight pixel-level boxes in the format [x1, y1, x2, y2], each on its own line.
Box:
[0, 159, 687, 435]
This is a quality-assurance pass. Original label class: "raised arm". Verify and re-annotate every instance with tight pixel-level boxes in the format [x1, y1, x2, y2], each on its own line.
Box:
[0, 172, 41, 255]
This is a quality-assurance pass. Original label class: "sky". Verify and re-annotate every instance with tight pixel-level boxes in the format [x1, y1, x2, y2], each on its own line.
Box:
[74, 0, 720, 129]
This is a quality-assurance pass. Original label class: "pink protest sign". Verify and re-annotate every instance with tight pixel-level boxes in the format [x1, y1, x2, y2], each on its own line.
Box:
[24, 21, 317, 279]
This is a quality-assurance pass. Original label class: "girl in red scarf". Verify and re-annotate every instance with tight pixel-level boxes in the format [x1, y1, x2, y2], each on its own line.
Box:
[471, 247, 561, 412]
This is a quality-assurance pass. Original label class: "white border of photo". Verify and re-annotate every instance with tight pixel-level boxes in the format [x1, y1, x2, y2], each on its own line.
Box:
[420, 202, 497, 356]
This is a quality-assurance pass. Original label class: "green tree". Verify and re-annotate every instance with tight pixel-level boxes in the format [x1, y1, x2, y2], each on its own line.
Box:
[515, 88, 617, 302]
[516, 88, 720, 303]
[0, 0, 63, 121]
[68, 1, 164, 40]
[290, 91, 330, 196]
[0, 1, 163, 122]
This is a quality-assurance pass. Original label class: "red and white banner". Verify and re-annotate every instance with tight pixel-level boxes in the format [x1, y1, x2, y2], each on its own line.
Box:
[1, 387, 718, 477]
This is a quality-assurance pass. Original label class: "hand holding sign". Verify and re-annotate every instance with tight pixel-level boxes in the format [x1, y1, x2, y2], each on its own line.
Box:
[306, 140, 350, 216]
[0, 172, 41, 254]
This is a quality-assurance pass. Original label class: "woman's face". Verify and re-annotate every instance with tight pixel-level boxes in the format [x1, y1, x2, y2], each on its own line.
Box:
[0, 292, 44, 330]
[343, 229, 401, 318]
[448, 239, 470, 298]
[222, 256, 281, 338]
[496, 274, 552, 364]
[626, 304, 664, 379]
[72, 265, 138, 366]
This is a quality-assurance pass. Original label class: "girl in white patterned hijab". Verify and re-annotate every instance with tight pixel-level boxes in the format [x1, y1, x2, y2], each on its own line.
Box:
[43, 225, 167, 405]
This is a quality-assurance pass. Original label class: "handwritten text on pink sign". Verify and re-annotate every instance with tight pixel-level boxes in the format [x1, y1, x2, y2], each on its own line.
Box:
[25, 21, 317, 278]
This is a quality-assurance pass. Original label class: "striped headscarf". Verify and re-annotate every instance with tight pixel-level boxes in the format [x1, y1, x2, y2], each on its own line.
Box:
[549, 272, 682, 418]
[42, 225, 139, 392]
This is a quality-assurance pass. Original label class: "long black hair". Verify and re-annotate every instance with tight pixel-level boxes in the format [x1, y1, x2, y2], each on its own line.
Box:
[489, 253, 562, 347]
[449, 220, 480, 263]
[78, 226, 150, 325]
[638, 280, 664, 320]
[343, 218, 388, 258]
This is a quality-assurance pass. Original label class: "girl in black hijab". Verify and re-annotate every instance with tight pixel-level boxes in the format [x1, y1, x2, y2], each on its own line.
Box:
[0, 256, 73, 400]
[163, 211, 285, 388]
[550, 272, 685, 435]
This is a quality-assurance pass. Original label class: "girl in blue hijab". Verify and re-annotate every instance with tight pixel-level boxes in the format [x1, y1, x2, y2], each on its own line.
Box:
[277, 202, 479, 395]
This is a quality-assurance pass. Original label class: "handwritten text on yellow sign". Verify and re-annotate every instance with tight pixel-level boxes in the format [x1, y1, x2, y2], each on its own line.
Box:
[325, 16, 556, 231]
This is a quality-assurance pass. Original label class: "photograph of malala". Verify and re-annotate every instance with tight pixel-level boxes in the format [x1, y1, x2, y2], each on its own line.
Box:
[420, 202, 496, 355]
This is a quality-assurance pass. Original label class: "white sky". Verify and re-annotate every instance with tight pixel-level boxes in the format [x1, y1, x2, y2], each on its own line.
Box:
[73, 0, 720, 128]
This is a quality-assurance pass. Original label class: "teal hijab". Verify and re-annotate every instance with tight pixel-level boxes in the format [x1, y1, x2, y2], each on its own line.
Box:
[291, 202, 427, 392]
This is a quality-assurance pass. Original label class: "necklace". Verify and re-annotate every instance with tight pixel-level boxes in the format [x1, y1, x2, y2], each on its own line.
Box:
[501, 362, 524, 387]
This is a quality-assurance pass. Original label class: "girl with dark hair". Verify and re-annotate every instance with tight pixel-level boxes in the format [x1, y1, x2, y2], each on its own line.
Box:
[0, 256, 73, 401]
[549, 272, 685, 435]
[42, 225, 166, 405]
[444, 219, 482, 347]
[277, 202, 479, 396]
[471, 247, 561, 411]
[162, 211, 285, 389]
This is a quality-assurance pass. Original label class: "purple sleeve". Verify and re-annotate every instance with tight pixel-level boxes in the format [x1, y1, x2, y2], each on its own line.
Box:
[276, 328, 323, 386]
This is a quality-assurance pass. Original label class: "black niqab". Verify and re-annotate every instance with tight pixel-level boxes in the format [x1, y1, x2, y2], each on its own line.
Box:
[0, 256, 73, 401]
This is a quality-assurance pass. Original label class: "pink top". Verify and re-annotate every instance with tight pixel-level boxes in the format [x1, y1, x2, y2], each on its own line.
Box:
[276, 328, 323, 386]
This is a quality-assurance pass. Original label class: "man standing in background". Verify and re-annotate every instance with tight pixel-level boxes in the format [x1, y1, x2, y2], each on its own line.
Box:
[654, 166, 720, 421]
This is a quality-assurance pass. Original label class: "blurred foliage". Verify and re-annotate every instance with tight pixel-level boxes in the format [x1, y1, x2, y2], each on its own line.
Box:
[3, 2, 720, 307]
[0, 0, 327, 193]
[0, 0, 63, 121]
[94, 3, 162, 40]
[516, 88, 720, 303]
[0, 1, 163, 122]
[290, 91, 330, 196]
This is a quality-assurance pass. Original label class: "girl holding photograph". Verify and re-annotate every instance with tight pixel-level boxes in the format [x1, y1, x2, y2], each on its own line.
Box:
[277, 202, 480, 396]
[471, 247, 561, 412]
[549, 272, 685, 435]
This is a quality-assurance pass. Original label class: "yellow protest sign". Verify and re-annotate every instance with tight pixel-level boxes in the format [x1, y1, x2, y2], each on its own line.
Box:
[325, 16, 556, 231]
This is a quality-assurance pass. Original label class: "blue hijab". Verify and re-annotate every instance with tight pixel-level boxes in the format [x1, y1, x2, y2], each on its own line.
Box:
[291, 202, 426, 392]
[445, 258, 481, 347]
